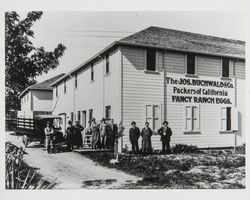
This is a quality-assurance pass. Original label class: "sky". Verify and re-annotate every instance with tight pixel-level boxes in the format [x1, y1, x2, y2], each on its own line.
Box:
[20, 11, 246, 82]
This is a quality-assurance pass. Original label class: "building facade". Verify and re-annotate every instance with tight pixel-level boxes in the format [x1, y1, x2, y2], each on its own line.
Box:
[18, 74, 65, 118]
[51, 26, 245, 149]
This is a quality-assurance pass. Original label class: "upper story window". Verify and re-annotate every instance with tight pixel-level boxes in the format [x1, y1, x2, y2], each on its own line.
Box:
[146, 49, 156, 71]
[222, 58, 229, 78]
[91, 64, 94, 81]
[105, 105, 111, 119]
[75, 73, 78, 89]
[186, 53, 195, 75]
[106, 55, 110, 74]
[55, 85, 58, 97]
[64, 80, 66, 94]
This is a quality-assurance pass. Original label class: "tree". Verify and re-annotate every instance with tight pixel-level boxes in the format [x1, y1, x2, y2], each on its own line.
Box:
[5, 11, 66, 111]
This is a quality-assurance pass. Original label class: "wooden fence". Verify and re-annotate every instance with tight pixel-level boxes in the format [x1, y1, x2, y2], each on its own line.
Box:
[17, 118, 34, 129]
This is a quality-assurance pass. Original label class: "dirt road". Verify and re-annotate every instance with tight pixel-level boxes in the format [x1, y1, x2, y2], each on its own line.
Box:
[5, 131, 140, 189]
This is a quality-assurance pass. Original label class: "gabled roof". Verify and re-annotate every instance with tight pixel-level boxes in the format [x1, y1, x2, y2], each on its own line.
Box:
[50, 26, 245, 86]
[19, 73, 65, 99]
[119, 26, 245, 59]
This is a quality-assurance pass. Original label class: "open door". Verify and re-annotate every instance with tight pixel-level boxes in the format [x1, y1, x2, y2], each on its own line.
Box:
[59, 113, 66, 136]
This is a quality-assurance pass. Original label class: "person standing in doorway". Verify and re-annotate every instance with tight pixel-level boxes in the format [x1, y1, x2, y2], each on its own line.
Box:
[158, 121, 172, 154]
[129, 121, 140, 154]
[91, 118, 100, 149]
[74, 121, 84, 149]
[141, 122, 153, 155]
[99, 118, 107, 149]
[44, 121, 54, 153]
[109, 119, 118, 151]
[66, 121, 74, 151]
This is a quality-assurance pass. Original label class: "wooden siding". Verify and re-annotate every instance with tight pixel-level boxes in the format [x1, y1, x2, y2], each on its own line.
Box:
[121, 46, 164, 149]
[165, 73, 237, 148]
[196, 55, 221, 77]
[235, 60, 245, 79]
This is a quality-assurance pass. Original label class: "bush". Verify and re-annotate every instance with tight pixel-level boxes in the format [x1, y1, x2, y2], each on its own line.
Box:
[171, 144, 201, 154]
[5, 142, 56, 189]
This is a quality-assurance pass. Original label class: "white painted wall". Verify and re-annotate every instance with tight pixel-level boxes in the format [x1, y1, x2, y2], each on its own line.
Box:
[121, 47, 245, 149]
[52, 48, 122, 133]
[32, 90, 53, 111]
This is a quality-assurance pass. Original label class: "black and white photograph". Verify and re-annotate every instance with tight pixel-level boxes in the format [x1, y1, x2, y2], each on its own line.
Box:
[1, 0, 250, 198]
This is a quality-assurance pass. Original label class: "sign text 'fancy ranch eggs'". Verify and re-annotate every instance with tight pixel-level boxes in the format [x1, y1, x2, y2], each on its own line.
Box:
[166, 77, 234, 104]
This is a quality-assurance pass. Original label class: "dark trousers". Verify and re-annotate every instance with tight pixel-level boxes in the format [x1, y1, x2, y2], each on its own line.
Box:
[131, 141, 139, 153]
[67, 135, 73, 151]
[162, 140, 170, 153]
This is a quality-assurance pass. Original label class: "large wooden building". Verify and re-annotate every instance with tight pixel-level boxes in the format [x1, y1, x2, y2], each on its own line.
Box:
[50, 26, 245, 150]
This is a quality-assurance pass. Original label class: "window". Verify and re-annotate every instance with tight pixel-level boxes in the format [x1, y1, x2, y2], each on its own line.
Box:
[145, 104, 160, 131]
[106, 55, 110, 74]
[185, 106, 199, 131]
[75, 74, 78, 89]
[146, 49, 156, 71]
[89, 109, 93, 121]
[82, 111, 86, 127]
[105, 106, 111, 119]
[221, 107, 231, 131]
[64, 80, 66, 94]
[77, 111, 81, 122]
[55, 85, 58, 97]
[91, 64, 94, 81]
[222, 58, 229, 78]
[70, 112, 74, 122]
[186, 53, 195, 75]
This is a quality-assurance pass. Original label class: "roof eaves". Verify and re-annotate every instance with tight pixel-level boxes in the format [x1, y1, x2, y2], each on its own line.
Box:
[50, 41, 119, 87]
[118, 41, 245, 60]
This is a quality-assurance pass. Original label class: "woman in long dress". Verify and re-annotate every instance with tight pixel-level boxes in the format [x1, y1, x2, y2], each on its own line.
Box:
[141, 122, 153, 154]
[91, 118, 100, 149]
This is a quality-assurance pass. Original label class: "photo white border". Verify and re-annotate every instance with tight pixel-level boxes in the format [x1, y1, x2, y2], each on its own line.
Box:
[0, 1, 249, 200]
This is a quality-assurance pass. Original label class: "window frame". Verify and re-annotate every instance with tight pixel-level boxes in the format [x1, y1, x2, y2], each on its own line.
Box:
[145, 104, 161, 131]
[221, 58, 230, 78]
[91, 64, 94, 81]
[184, 105, 200, 133]
[220, 106, 232, 132]
[145, 48, 157, 72]
[185, 53, 197, 76]
[105, 105, 111, 119]
[75, 73, 78, 89]
[89, 109, 93, 121]
[64, 80, 67, 94]
[105, 54, 110, 74]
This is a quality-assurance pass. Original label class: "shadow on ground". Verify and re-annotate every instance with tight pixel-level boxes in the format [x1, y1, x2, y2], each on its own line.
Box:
[82, 179, 117, 188]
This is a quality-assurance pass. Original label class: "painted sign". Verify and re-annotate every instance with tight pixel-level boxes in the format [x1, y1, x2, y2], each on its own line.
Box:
[166, 75, 235, 105]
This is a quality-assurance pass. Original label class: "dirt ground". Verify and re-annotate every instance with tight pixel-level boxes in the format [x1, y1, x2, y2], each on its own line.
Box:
[5, 131, 140, 189]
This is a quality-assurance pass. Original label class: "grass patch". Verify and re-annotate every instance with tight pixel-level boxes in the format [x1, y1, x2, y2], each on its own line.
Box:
[85, 145, 245, 189]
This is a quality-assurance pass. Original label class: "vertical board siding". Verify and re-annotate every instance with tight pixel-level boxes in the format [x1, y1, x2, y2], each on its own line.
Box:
[122, 46, 164, 149]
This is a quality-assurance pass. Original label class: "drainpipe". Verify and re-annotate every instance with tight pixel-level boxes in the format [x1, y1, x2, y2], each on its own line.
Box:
[69, 74, 75, 121]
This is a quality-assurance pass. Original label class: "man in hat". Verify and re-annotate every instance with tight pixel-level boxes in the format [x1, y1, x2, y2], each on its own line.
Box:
[158, 121, 172, 154]
[91, 118, 100, 149]
[44, 121, 54, 153]
[66, 120, 74, 151]
[129, 121, 140, 154]
[74, 120, 84, 149]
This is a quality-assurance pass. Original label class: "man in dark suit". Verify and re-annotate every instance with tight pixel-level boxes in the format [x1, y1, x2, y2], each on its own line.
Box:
[129, 121, 140, 154]
[158, 121, 172, 154]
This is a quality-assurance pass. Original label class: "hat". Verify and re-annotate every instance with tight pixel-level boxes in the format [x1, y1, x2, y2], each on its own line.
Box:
[163, 121, 168, 125]
[68, 120, 72, 124]
[131, 121, 136, 125]
[92, 118, 96, 121]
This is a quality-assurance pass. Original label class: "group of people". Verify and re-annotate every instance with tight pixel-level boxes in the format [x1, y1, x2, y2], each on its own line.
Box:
[129, 120, 172, 154]
[44, 117, 172, 156]
[66, 118, 124, 159]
